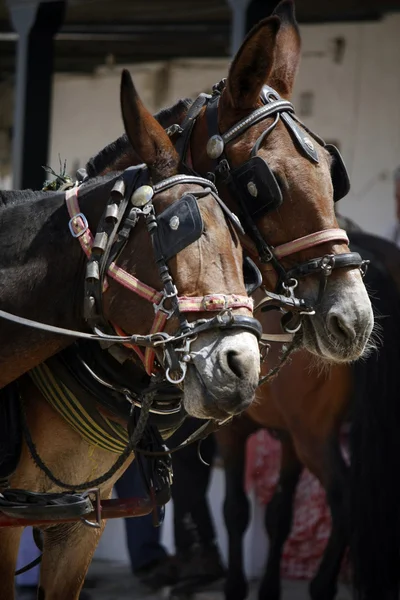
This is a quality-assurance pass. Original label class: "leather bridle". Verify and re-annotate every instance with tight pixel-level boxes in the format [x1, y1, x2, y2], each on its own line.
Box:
[0, 167, 262, 388]
[170, 80, 369, 335]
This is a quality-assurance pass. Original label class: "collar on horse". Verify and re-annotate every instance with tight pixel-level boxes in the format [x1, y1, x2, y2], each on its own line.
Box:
[170, 80, 369, 335]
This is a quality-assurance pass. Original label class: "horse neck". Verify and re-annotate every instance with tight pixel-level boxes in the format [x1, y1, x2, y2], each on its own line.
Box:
[0, 179, 114, 389]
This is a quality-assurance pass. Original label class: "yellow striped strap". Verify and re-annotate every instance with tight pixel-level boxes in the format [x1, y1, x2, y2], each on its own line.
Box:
[107, 262, 163, 304]
[144, 311, 168, 376]
[30, 363, 128, 454]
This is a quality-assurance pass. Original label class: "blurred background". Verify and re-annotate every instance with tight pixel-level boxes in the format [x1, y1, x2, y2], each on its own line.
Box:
[1, 0, 400, 236]
[2, 1, 400, 597]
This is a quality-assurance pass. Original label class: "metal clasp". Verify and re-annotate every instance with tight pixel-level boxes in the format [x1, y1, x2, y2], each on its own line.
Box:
[165, 123, 183, 137]
[153, 286, 178, 319]
[282, 278, 298, 297]
[80, 487, 102, 529]
[320, 254, 335, 276]
[216, 308, 234, 327]
[360, 259, 370, 278]
[166, 364, 187, 385]
[68, 212, 89, 238]
[165, 335, 198, 385]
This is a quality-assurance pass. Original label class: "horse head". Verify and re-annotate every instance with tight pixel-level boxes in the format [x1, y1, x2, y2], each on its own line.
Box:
[186, 0, 373, 363]
[99, 71, 261, 420]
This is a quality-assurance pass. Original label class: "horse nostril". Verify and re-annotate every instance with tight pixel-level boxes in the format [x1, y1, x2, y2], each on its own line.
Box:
[226, 350, 245, 379]
[327, 313, 356, 343]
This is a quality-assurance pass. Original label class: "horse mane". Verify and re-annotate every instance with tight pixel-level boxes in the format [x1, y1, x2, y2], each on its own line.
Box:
[0, 189, 49, 207]
[85, 98, 193, 178]
[0, 173, 118, 210]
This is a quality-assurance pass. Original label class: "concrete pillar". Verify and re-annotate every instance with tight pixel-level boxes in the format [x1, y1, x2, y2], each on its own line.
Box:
[227, 0, 279, 55]
[6, 0, 66, 189]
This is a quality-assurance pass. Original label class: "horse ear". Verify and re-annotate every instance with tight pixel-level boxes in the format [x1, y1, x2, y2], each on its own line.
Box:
[224, 15, 280, 110]
[269, 0, 301, 98]
[120, 69, 179, 179]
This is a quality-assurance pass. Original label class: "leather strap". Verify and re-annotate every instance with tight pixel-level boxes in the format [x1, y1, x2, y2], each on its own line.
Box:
[222, 100, 294, 146]
[286, 252, 364, 280]
[273, 229, 349, 259]
[175, 94, 211, 169]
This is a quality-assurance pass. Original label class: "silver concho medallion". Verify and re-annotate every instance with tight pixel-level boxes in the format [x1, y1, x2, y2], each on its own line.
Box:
[131, 185, 154, 207]
[206, 135, 224, 159]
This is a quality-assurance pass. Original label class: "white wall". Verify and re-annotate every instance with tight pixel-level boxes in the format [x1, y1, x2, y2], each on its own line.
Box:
[1, 14, 399, 234]
[46, 14, 400, 238]
[292, 15, 400, 236]
[0, 80, 12, 188]
[48, 58, 230, 182]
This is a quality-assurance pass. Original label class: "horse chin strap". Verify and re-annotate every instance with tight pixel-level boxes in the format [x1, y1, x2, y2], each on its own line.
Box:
[171, 80, 369, 337]
[244, 228, 369, 335]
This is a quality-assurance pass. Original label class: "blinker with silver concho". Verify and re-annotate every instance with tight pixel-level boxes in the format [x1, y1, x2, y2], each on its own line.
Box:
[206, 135, 224, 160]
[247, 181, 258, 197]
[169, 216, 180, 230]
[131, 185, 154, 207]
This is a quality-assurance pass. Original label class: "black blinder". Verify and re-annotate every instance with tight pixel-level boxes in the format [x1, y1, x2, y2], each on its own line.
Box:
[230, 156, 283, 219]
[326, 144, 350, 202]
[243, 256, 262, 296]
[156, 194, 203, 261]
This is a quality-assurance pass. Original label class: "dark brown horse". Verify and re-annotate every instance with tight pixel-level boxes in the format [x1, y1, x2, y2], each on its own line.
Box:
[0, 71, 265, 599]
[216, 231, 400, 600]
[0, 72, 261, 417]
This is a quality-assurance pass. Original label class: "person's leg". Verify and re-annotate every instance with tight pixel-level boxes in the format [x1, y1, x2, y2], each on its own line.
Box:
[170, 427, 216, 552]
[168, 420, 225, 592]
[114, 460, 166, 572]
[16, 527, 40, 592]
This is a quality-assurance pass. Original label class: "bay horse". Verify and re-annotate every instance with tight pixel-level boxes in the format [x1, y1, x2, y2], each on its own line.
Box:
[0, 72, 263, 599]
[0, 72, 262, 413]
[216, 231, 400, 600]
[92, 0, 374, 363]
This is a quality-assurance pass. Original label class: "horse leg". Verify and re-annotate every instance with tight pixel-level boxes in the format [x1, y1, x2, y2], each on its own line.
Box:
[0, 527, 23, 600]
[38, 518, 107, 600]
[258, 435, 302, 600]
[308, 435, 349, 600]
[218, 423, 252, 600]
